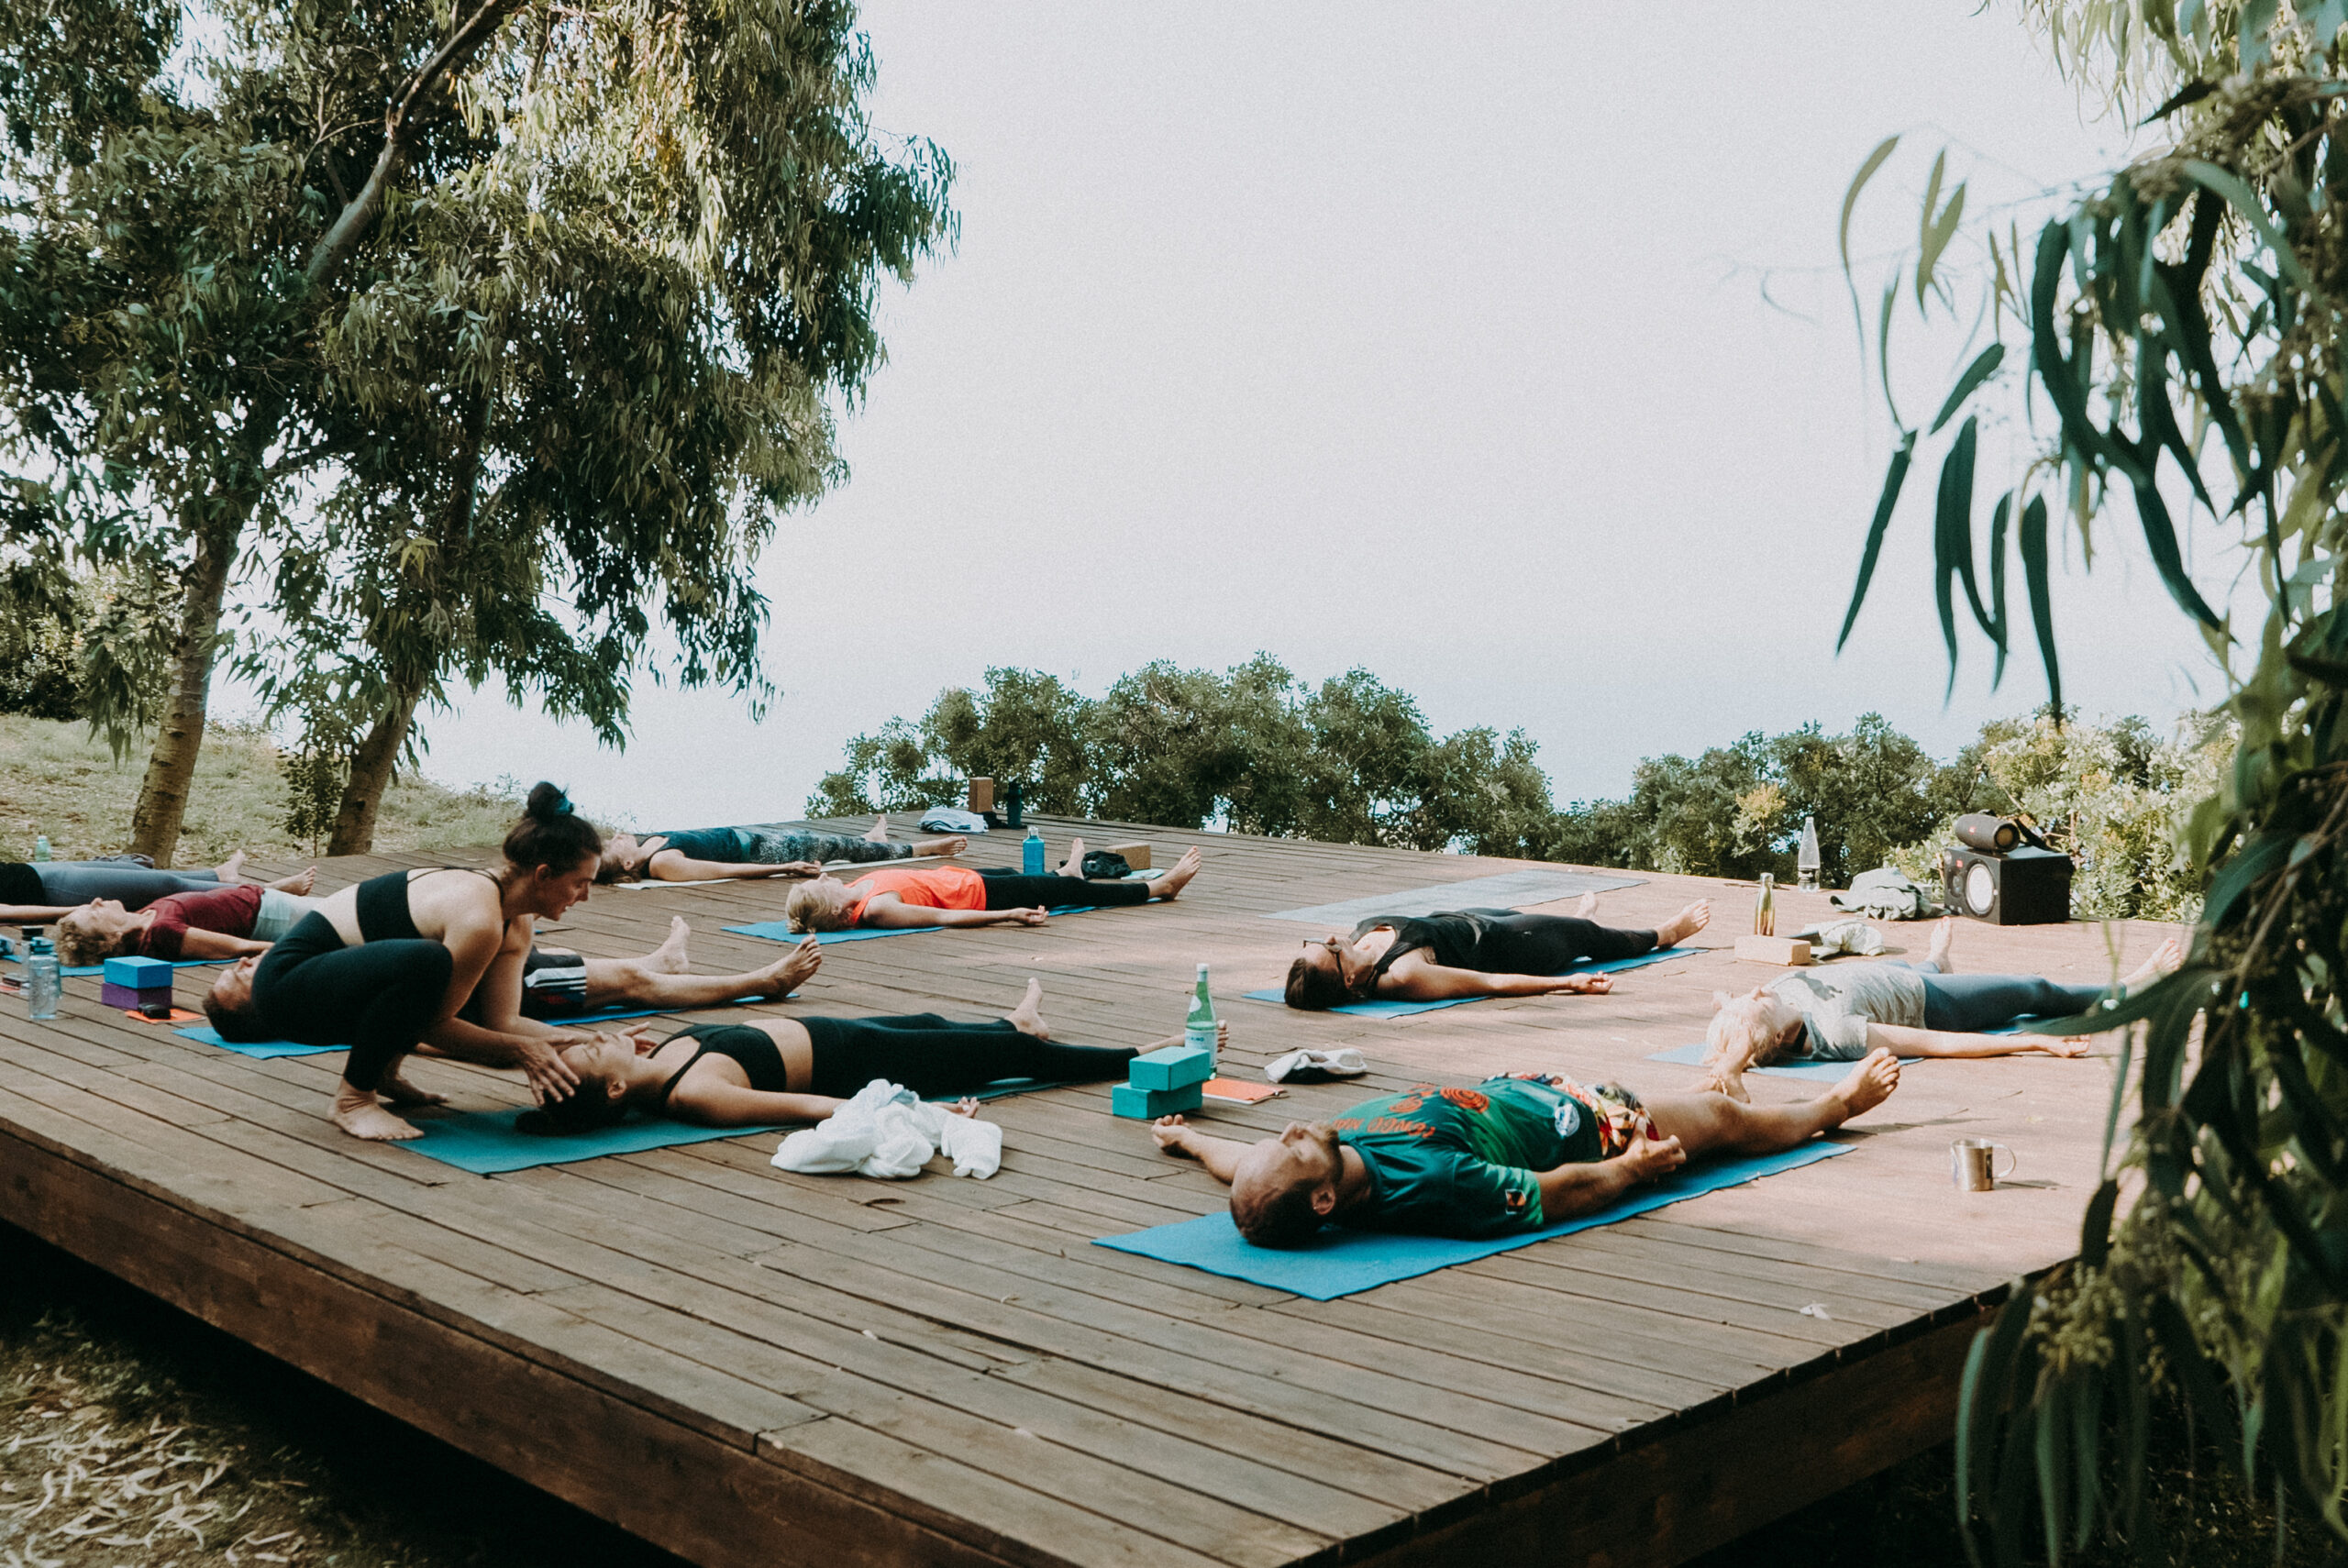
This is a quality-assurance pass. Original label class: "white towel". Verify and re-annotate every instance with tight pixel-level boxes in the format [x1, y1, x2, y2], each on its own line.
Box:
[770, 1079, 1001, 1180]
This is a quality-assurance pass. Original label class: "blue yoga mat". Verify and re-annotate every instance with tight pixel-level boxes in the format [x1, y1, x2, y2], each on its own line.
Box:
[1093, 1142, 1852, 1299]
[396, 1106, 785, 1174]
[1240, 944, 1694, 1017]
[1644, 1042, 1921, 1082]
[172, 994, 781, 1060]
[727, 910, 1097, 945]
[8, 957, 224, 979]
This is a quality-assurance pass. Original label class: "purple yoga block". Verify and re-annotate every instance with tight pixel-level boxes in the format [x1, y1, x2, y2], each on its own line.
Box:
[103, 980, 172, 1010]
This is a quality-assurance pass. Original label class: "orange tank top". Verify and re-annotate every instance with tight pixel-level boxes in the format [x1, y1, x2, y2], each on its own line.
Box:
[847, 865, 986, 923]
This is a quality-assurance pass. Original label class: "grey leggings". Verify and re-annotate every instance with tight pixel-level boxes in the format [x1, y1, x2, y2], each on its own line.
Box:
[737, 830, 910, 866]
[34, 863, 221, 908]
[1910, 962, 2108, 1031]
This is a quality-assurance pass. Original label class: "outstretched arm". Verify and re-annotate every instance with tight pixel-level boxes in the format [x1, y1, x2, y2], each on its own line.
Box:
[1, 905, 77, 925]
[670, 1081, 843, 1127]
[1383, 959, 1613, 1000]
[648, 850, 819, 881]
[1534, 1135, 1686, 1220]
[861, 900, 1046, 930]
[1150, 1116, 1252, 1184]
[173, 928, 272, 959]
[1868, 1022, 2088, 1058]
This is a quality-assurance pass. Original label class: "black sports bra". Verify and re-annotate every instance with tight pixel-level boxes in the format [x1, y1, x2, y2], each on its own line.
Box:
[657, 1024, 791, 1107]
[353, 867, 500, 944]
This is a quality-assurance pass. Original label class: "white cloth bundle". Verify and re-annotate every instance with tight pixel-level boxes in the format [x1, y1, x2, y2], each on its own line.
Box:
[770, 1078, 1002, 1180]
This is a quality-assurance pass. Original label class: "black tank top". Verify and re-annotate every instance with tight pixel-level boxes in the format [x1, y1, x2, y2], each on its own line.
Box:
[1354, 909, 1521, 989]
[353, 867, 500, 944]
[657, 1024, 790, 1106]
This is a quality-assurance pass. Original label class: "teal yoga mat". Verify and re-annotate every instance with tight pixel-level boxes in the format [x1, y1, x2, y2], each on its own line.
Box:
[173, 994, 781, 1060]
[1093, 1142, 1851, 1299]
[397, 1106, 783, 1174]
[727, 911, 1097, 945]
[1240, 944, 1693, 1017]
[1644, 1042, 1919, 1081]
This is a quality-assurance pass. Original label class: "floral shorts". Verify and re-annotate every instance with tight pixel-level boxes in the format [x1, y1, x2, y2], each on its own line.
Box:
[1540, 1074, 1660, 1157]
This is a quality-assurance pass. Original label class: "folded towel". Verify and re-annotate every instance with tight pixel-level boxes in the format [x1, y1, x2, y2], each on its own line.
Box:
[770, 1079, 1000, 1179]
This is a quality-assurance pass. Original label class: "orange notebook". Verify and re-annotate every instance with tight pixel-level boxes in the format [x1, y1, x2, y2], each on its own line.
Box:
[1201, 1077, 1283, 1105]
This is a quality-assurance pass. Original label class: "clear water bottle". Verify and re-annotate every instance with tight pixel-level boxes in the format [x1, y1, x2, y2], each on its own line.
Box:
[32, 834, 50, 862]
[1797, 816, 1822, 891]
[1023, 826, 1046, 876]
[1185, 963, 1217, 1072]
[25, 928, 60, 1021]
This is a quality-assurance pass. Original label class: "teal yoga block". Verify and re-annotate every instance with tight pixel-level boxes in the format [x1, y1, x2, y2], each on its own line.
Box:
[1128, 1044, 1213, 1091]
[104, 955, 174, 988]
[1111, 1081, 1204, 1120]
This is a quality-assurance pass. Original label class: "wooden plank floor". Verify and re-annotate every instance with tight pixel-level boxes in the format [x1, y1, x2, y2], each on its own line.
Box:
[0, 816, 2172, 1568]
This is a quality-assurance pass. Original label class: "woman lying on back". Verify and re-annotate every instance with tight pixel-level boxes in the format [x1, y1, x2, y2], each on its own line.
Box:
[0, 852, 313, 925]
[1283, 894, 1712, 1009]
[597, 815, 967, 884]
[520, 979, 1210, 1133]
[782, 840, 1202, 933]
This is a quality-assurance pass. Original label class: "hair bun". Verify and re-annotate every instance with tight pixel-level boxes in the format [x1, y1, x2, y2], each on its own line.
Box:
[525, 781, 574, 822]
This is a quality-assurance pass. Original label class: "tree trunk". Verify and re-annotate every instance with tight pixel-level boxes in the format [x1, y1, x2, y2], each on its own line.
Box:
[127, 522, 238, 866]
[326, 682, 423, 856]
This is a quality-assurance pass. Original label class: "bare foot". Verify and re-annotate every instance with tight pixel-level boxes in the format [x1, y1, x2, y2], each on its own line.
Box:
[757, 938, 822, 997]
[864, 815, 892, 844]
[1058, 836, 1089, 877]
[2123, 935, 2185, 992]
[1927, 916, 1955, 972]
[331, 1084, 422, 1141]
[649, 915, 692, 975]
[1652, 900, 1711, 948]
[270, 867, 317, 895]
[1152, 847, 1204, 900]
[215, 850, 249, 883]
[1827, 1048, 1901, 1122]
[917, 834, 969, 858]
[1004, 977, 1049, 1039]
[378, 1071, 449, 1108]
[1571, 892, 1600, 918]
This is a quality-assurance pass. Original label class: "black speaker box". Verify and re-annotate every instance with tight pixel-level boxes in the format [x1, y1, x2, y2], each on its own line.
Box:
[1941, 845, 2073, 925]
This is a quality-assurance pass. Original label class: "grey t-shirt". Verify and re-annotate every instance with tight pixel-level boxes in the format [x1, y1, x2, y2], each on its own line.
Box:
[1768, 963, 1927, 1060]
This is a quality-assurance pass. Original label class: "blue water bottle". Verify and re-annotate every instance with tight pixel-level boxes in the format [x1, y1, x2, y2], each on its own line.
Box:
[1023, 827, 1046, 876]
[25, 928, 60, 1021]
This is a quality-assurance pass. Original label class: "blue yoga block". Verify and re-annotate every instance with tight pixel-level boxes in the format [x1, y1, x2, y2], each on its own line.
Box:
[1128, 1044, 1213, 1091]
[104, 955, 174, 988]
[1112, 1081, 1204, 1120]
[102, 980, 172, 1010]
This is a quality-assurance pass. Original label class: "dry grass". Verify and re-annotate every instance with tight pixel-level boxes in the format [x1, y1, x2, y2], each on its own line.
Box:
[0, 717, 522, 867]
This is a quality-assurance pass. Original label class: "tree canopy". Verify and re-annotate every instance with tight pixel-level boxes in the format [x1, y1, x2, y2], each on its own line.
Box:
[0, 0, 952, 858]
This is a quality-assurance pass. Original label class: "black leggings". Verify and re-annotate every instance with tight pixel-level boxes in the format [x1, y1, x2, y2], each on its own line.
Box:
[1449, 910, 1655, 971]
[253, 913, 452, 1092]
[975, 867, 1151, 910]
[803, 1015, 1136, 1098]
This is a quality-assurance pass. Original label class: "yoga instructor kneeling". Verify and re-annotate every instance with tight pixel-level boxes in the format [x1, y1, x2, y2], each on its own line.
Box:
[203, 783, 598, 1142]
[1149, 1053, 1901, 1245]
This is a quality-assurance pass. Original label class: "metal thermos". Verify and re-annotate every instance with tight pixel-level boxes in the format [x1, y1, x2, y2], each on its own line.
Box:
[1753, 874, 1776, 937]
[1004, 780, 1024, 829]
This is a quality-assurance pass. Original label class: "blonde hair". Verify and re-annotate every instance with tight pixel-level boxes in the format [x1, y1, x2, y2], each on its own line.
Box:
[55, 910, 130, 968]
[1706, 993, 1794, 1069]
[783, 880, 855, 933]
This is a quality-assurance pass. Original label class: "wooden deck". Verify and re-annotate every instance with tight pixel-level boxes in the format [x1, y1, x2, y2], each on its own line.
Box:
[0, 816, 2172, 1568]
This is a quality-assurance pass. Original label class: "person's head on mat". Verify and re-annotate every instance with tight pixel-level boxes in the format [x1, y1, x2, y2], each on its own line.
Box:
[54, 899, 142, 967]
[515, 1031, 640, 1134]
[783, 875, 858, 933]
[596, 834, 652, 883]
[1150, 1051, 1902, 1245]
[1283, 937, 1367, 1010]
[1706, 984, 1804, 1068]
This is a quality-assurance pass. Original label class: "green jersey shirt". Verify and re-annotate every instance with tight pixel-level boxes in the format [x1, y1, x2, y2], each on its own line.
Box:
[1329, 1077, 1604, 1238]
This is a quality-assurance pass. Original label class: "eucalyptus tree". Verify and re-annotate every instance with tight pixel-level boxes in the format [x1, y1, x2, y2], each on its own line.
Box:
[0, 0, 952, 860]
[1840, 2, 2348, 1552]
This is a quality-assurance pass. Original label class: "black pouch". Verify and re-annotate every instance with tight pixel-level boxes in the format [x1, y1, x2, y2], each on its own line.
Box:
[1077, 850, 1131, 879]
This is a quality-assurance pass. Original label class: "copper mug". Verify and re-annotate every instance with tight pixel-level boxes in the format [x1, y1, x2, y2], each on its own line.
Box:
[1951, 1138, 2017, 1191]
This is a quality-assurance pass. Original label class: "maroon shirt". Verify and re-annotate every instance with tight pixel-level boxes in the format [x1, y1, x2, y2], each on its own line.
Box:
[141, 884, 263, 959]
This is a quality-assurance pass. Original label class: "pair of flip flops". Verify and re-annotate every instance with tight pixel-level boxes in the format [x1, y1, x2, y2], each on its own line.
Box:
[1264, 1048, 1368, 1084]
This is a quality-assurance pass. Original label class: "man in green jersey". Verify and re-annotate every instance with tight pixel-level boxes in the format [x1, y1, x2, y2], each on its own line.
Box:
[1148, 1049, 1901, 1246]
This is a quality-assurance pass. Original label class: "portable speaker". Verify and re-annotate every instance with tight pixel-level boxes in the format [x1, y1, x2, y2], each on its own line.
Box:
[1940, 845, 2074, 925]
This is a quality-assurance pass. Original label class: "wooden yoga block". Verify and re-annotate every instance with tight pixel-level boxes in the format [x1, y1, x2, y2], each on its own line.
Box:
[1128, 1044, 1213, 1092]
[1734, 935, 1812, 966]
[104, 955, 174, 988]
[102, 981, 172, 1010]
[966, 777, 994, 812]
[1105, 840, 1151, 871]
[1111, 1081, 1204, 1120]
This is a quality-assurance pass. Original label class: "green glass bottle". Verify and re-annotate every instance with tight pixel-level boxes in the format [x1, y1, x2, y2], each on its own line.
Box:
[1185, 963, 1216, 1071]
